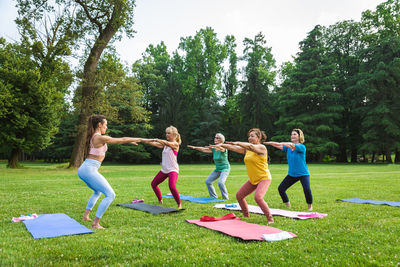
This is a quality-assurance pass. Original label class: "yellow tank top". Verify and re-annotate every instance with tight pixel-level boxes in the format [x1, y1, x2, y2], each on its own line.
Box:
[243, 150, 271, 185]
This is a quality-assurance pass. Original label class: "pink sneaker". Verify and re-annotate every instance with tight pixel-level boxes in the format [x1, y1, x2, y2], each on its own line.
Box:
[131, 199, 144, 204]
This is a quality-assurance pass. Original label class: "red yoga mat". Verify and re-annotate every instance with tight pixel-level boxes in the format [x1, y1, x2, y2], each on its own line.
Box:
[186, 218, 297, 241]
[200, 212, 239, 222]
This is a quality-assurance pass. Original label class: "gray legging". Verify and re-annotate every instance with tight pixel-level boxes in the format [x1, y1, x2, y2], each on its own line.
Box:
[205, 170, 229, 199]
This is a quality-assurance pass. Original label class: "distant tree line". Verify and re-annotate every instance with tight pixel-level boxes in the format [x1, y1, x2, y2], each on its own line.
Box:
[1, 0, 399, 167]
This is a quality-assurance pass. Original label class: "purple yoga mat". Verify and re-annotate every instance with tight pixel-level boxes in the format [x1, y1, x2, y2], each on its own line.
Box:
[186, 218, 297, 241]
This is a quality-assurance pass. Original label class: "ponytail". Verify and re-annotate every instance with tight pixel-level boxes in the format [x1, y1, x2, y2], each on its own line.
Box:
[176, 133, 181, 145]
[85, 115, 106, 157]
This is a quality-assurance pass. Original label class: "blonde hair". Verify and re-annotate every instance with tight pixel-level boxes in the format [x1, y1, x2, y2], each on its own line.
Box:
[292, 128, 305, 143]
[215, 133, 225, 143]
[166, 126, 181, 145]
[248, 128, 267, 143]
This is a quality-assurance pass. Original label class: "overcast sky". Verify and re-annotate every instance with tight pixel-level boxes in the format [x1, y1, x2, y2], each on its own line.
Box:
[0, 0, 384, 67]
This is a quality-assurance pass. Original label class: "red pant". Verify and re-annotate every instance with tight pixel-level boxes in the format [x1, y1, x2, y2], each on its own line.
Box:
[236, 179, 272, 220]
[151, 171, 181, 205]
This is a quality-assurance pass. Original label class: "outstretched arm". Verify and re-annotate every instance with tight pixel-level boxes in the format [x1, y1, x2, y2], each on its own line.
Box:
[208, 145, 226, 152]
[155, 139, 179, 152]
[99, 136, 142, 145]
[210, 143, 245, 154]
[263, 141, 284, 150]
[281, 142, 296, 150]
[187, 145, 212, 153]
[141, 138, 164, 148]
[228, 141, 266, 156]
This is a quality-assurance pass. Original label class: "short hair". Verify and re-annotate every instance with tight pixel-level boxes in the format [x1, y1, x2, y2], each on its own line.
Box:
[247, 128, 267, 143]
[215, 133, 225, 143]
[292, 128, 305, 143]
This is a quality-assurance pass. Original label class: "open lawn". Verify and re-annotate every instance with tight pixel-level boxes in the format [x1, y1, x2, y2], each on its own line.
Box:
[1, 162, 400, 266]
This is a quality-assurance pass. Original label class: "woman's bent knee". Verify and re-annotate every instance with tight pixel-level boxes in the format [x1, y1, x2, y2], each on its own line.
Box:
[254, 195, 264, 204]
[107, 191, 116, 200]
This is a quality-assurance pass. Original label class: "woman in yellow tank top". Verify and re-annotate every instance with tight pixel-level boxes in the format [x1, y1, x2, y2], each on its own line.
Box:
[210, 128, 273, 224]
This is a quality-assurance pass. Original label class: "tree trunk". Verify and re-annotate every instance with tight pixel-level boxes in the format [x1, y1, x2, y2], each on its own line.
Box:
[68, 15, 120, 168]
[386, 150, 393, 163]
[371, 152, 376, 163]
[362, 152, 367, 163]
[350, 149, 358, 163]
[395, 150, 400, 163]
[8, 148, 20, 168]
[336, 147, 348, 163]
[318, 152, 323, 163]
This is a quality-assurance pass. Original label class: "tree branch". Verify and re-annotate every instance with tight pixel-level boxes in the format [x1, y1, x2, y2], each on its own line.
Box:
[75, 0, 103, 32]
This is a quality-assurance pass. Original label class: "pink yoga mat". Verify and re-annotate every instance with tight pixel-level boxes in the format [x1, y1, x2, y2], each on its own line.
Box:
[186, 219, 297, 241]
[214, 203, 327, 220]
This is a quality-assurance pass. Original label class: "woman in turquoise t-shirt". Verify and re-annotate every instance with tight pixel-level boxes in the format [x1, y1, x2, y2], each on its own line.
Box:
[187, 133, 230, 199]
[264, 128, 313, 211]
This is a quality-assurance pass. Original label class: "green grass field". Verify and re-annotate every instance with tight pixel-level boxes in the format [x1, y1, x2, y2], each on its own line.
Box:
[1, 162, 400, 266]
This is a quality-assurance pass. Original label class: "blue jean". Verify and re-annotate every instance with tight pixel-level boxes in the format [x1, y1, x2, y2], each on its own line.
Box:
[205, 170, 230, 199]
[278, 175, 313, 204]
[78, 159, 116, 218]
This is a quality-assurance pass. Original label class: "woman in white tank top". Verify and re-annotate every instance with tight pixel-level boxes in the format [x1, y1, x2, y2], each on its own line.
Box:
[141, 126, 182, 208]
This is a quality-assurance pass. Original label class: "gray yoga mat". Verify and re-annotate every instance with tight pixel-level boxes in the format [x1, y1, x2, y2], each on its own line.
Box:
[117, 203, 184, 215]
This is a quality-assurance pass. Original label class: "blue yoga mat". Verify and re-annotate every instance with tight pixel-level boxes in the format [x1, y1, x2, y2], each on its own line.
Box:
[337, 198, 400, 207]
[162, 194, 226, 204]
[23, 213, 94, 239]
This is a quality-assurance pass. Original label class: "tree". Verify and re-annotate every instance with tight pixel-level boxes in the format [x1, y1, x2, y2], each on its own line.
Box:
[222, 35, 239, 100]
[275, 25, 342, 162]
[325, 21, 366, 162]
[0, 38, 72, 167]
[69, 0, 137, 167]
[32, 110, 78, 163]
[239, 32, 276, 137]
[358, 0, 400, 163]
[220, 35, 241, 143]
[359, 37, 400, 163]
[176, 27, 228, 157]
[85, 52, 150, 162]
[15, 1, 137, 167]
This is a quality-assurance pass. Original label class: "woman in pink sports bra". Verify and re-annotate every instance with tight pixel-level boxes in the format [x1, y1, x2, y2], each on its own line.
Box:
[78, 115, 142, 229]
[141, 126, 182, 208]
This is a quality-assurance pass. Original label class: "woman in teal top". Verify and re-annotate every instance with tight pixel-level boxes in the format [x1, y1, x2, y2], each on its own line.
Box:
[187, 133, 230, 199]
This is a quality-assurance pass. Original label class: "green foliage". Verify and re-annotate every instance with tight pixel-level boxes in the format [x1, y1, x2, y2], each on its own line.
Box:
[239, 32, 276, 137]
[1, 163, 400, 265]
[6, 0, 400, 165]
[32, 111, 78, 162]
[358, 0, 400, 162]
[359, 38, 400, 156]
[95, 53, 149, 123]
[222, 35, 238, 100]
[275, 25, 343, 161]
[324, 20, 366, 162]
[0, 39, 71, 166]
[133, 28, 229, 161]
